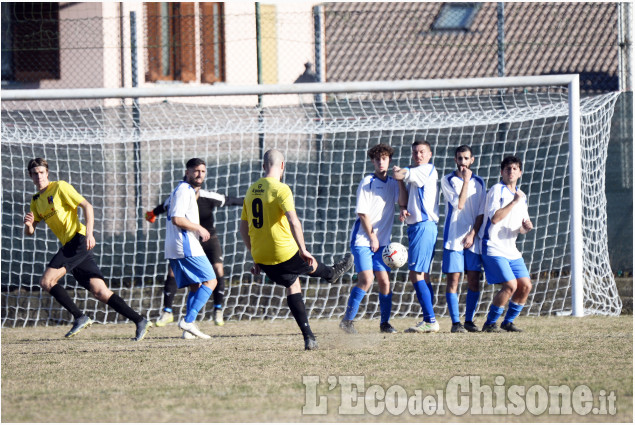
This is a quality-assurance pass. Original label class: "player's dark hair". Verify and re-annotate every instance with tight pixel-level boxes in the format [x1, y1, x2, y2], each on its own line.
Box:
[368, 144, 394, 160]
[186, 158, 206, 169]
[27, 158, 48, 175]
[455, 145, 473, 157]
[412, 140, 431, 150]
[501, 155, 522, 171]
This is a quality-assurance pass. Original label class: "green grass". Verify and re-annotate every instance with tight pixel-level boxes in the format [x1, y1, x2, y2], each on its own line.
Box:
[1, 316, 632, 422]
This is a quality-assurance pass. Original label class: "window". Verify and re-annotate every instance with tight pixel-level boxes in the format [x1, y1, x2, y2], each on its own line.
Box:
[1, 2, 60, 82]
[145, 2, 225, 84]
[432, 3, 480, 32]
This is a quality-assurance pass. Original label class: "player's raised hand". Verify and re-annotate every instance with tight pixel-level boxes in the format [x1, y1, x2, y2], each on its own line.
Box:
[459, 166, 472, 181]
[24, 212, 35, 227]
[513, 189, 526, 203]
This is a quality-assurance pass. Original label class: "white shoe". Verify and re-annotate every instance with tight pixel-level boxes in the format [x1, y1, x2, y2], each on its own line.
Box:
[178, 318, 211, 339]
[214, 308, 224, 326]
[181, 330, 197, 340]
[404, 320, 440, 333]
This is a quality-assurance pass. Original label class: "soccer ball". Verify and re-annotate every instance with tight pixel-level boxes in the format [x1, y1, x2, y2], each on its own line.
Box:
[382, 242, 408, 269]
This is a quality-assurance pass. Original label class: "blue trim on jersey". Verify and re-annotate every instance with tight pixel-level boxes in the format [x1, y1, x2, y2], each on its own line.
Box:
[418, 186, 429, 221]
[443, 202, 454, 246]
[350, 218, 362, 249]
[182, 229, 191, 257]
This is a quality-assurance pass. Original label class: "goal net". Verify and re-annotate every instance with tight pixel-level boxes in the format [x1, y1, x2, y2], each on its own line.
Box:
[1, 77, 622, 328]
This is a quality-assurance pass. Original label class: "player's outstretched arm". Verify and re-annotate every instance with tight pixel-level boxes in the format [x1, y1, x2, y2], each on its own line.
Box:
[285, 210, 316, 268]
[146, 201, 167, 223]
[78, 199, 96, 250]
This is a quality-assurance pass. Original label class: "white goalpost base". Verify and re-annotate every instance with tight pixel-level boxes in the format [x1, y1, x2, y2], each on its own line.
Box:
[1, 76, 622, 328]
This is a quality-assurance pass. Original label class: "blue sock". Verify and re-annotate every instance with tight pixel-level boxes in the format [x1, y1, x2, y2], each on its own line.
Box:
[344, 287, 367, 321]
[413, 280, 436, 323]
[186, 290, 196, 312]
[185, 285, 213, 323]
[379, 292, 392, 324]
[214, 304, 222, 310]
[426, 281, 435, 306]
[465, 289, 480, 322]
[485, 304, 505, 325]
[502, 302, 524, 325]
[445, 292, 460, 324]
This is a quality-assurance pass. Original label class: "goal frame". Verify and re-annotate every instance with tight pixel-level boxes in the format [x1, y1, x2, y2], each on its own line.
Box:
[2, 74, 585, 316]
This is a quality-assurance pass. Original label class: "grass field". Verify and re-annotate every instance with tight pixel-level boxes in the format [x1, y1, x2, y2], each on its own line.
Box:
[1, 315, 632, 422]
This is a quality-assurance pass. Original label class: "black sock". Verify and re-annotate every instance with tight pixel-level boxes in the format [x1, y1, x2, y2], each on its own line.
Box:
[213, 275, 225, 307]
[107, 294, 143, 323]
[163, 275, 177, 310]
[49, 284, 83, 319]
[309, 262, 333, 281]
[287, 293, 314, 339]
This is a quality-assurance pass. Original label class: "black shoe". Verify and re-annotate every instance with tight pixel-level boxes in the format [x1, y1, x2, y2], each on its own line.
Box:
[304, 335, 318, 350]
[482, 322, 503, 333]
[464, 321, 481, 332]
[501, 321, 523, 332]
[339, 319, 358, 334]
[134, 318, 152, 341]
[329, 254, 354, 282]
[65, 315, 93, 338]
[380, 322, 398, 333]
[451, 322, 467, 333]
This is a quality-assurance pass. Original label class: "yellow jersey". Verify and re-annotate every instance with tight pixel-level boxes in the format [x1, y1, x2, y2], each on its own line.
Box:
[30, 181, 86, 246]
[241, 177, 298, 265]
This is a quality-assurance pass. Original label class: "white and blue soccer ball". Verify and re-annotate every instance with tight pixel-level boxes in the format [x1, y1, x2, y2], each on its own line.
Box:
[382, 242, 408, 269]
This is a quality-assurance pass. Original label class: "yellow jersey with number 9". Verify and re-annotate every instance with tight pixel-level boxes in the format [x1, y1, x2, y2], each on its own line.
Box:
[30, 181, 86, 246]
[241, 177, 298, 265]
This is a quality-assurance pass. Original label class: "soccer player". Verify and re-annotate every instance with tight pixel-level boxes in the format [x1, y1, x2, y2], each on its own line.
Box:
[23, 158, 151, 341]
[479, 155, 534, 332]
[165, 158, 218, 339]
[239, 149, 353, 350]
[393, 140, 440, 333]
[340, 144, 400, 334]
[147, 187, 243, 328]
[440, 145, 486, 333]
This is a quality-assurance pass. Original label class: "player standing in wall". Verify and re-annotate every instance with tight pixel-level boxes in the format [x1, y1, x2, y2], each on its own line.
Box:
[393, 141, 441, 333]
[340, 144, 401, 335]
[479, 155, 533, 332]
[440, 145, 486, 333]
[147, 186, 242, 327]
[23, 158, 151, 341]
[240, 149, 353, 350]
[165, 158, 218, 339]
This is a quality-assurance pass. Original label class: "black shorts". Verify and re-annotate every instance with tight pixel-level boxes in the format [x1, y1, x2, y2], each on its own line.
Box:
[201, 234, 223, 264]
[48, 233, 105, 289]
[258, 252, 313, 288]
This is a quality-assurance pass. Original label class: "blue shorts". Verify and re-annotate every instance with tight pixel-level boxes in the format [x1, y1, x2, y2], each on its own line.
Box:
[442, 249, 482, 274]
[169, 256, 216, 289]
[352, 245, 390, 273]
[407, 221, 437, 273]
[481, 255, 529, 285]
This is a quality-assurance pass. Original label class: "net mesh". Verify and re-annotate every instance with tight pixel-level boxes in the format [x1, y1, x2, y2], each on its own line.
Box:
[1, 86, 621, 327]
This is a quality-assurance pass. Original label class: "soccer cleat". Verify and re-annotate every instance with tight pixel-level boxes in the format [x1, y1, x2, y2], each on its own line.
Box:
[304, 335, 318, 351]
[339, 319, 358, 334]
[178, 318, 211, 339]
[214, 308, 224, 326]
[404, 320, 440, 333]
[155, 310, 174, 327]
[482, 323, 503, 333]
[133, 319, 152, 342]
[181, 330, 197, 340]
[501, 321, 523, 332]
[329, 253, 354, 283]
[451, 322, 467, 333]
[65, 315, 94, 338]
[379, 322, 398, 333]
[464, 321, 481, 333]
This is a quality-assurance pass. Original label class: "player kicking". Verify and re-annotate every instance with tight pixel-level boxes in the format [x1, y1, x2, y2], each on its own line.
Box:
[165, 158, 218, 339]
[479, 155, 534, 332]
[440, 145, 486, 333]
[240, 149, 353, 350]
[147, 186, 242, 328]
[340, 144, 400, 335]
[23, 158, 151, 341]
[393, 140, 440, 333]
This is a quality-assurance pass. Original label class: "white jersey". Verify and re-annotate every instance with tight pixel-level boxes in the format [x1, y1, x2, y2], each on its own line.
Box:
[403, 163, 439, 225]
[350, 174, 399, 247]
[441, 171, 487, 254]
[479, 181, 530, 260]
[165, 181, 206, 259]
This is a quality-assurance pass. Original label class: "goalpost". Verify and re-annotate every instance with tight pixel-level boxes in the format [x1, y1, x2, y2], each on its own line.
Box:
[1, 75, 622, 328]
